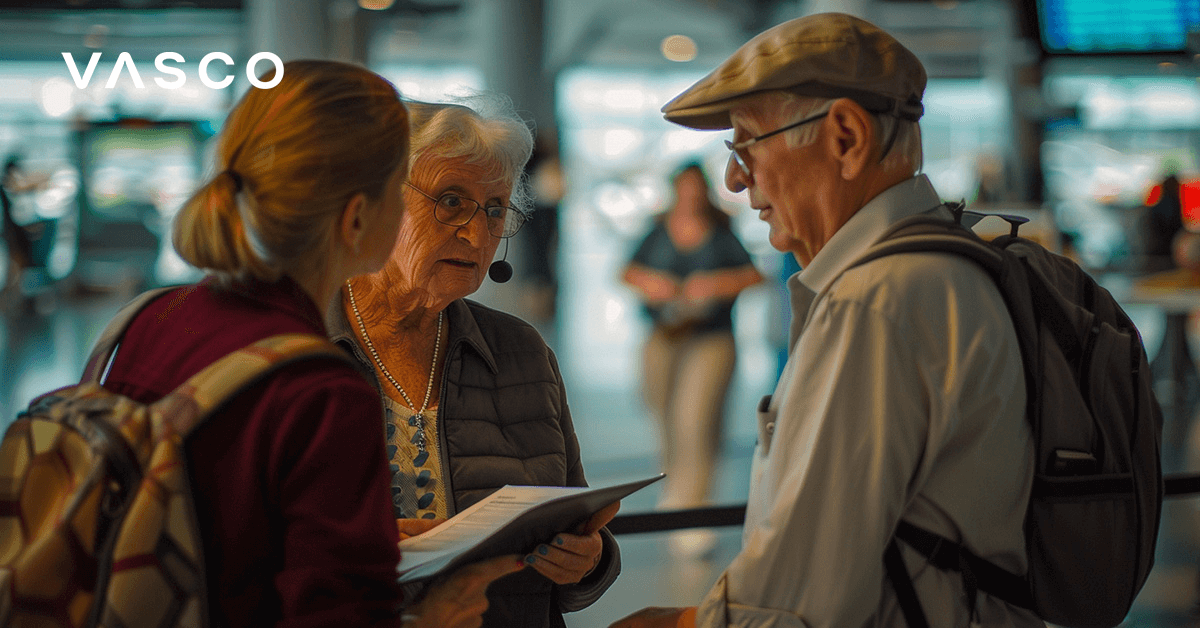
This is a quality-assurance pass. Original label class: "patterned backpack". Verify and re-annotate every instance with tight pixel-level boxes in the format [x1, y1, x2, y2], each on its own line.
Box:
[0, 287, 355, 627]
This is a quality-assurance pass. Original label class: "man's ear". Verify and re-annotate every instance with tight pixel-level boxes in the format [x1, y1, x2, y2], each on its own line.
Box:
[339, 192, 369, 254]
[825, 98, 876, 181]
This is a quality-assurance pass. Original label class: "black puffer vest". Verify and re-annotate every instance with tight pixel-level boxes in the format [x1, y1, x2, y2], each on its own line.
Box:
[330, 297, 620, 628]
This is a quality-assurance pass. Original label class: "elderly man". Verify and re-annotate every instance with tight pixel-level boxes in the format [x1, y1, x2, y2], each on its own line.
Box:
[610, 12, 1042, 628]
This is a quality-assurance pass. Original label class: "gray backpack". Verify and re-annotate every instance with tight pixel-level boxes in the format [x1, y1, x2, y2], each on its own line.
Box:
[857, 204, 1164, 628]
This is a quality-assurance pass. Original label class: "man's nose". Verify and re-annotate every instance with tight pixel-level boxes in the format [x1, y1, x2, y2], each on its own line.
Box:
[725, 154, 749, 193]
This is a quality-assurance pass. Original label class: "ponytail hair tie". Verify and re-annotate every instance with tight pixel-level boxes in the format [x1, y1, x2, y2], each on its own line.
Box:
[223, 169, 243, 192]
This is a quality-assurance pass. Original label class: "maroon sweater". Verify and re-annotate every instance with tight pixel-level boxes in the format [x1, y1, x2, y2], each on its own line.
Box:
[104, 276, 404, 628]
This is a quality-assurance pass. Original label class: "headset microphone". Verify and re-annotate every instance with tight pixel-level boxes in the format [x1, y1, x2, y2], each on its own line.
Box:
[488, 239, 513, 283]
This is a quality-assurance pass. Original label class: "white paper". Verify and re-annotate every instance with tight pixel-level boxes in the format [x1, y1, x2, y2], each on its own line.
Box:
[393, 474, 664, 582]
[396, 485, 582, 573]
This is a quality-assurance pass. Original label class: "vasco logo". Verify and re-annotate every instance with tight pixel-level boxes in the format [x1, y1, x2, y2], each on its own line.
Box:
[61, 52, 284, 89]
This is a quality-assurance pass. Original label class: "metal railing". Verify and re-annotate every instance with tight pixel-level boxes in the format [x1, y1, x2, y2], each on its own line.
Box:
[606, 472, 1200, 535]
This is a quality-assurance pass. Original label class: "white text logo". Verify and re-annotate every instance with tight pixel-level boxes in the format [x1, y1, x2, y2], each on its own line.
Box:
[61, 52, 284, 89]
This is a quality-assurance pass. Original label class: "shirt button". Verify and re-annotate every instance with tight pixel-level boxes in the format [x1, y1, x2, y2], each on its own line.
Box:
[766, 422, 775, 435]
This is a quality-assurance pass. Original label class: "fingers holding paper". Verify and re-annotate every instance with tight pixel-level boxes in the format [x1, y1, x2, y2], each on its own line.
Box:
[526, 501, 620, 584]
[397, 517, 445, 541]
[404, 554, 525, 628]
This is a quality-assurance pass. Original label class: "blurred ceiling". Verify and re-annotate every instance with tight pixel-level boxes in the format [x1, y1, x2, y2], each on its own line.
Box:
[0, 0, 1181, 81]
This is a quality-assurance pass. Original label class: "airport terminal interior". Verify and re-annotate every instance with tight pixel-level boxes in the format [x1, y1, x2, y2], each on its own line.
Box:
[3, 0, 1200, 625]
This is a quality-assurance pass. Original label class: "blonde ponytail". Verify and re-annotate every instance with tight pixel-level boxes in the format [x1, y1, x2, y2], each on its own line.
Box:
[173, 60, 408, 282]
[174, 170, 276, 281]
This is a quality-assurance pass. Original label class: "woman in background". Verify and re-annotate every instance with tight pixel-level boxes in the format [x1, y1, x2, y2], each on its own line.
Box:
[621, 161, 763, 558]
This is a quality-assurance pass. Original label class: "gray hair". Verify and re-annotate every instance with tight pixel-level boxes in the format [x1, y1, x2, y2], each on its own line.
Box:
[734, 90, 923, 173]
[404, 92, 535, 214]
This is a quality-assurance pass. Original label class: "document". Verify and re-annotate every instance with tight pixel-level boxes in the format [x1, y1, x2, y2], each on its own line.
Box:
[396, 474, 665, 583]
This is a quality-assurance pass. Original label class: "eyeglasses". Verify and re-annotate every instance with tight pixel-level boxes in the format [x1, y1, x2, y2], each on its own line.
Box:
[405, 182, 528, 238]
[724, 110, 830, 176]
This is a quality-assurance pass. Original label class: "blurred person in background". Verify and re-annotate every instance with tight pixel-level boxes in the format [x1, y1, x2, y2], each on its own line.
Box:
[620, 161, 763, 558]
[330, 96, 621, 628]
[101, 60, 520, 628]
[1142, 167, 1185, 272]
[1, 158, 33, 301]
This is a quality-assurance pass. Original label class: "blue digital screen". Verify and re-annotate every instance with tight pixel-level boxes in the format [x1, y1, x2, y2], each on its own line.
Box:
[1038, 0, 1200, 53]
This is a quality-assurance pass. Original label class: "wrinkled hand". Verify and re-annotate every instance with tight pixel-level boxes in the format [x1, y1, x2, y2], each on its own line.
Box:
[403, 554, 525, 628]
[526, 501, 620, 585]
[397, 517, 446, 541]
[608, 606, 696, 628]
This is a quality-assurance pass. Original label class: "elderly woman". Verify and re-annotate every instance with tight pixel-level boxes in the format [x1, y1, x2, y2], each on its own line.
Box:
[330, 96, 620, 628]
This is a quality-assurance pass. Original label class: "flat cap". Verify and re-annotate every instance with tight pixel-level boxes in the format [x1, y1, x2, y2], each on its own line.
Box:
[662, 12, 926, 130]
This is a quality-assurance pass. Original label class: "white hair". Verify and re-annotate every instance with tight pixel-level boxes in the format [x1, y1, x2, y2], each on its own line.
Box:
[404, 92, 535, 213]
[733, 90, 923, 174]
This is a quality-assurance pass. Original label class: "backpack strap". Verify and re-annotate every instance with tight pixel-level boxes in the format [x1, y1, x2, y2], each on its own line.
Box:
[151, 333, 357, 437]
[884, 537, 930, 628]
[851, 212, 1006, 278]
[894, 522, 1034, 614]
[81, 286, 183, 384]
[854, 208, 1040, 625]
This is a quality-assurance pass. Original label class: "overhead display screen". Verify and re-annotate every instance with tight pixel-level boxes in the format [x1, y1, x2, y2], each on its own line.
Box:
[1038, 0, 1200, 53]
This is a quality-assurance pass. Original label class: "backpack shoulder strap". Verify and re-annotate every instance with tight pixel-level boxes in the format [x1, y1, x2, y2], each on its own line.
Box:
[152, 333, 358, 437]
[850, 212, 1006, 279]
[81, 286, 182, 384]
[894, 521, 1034, 612]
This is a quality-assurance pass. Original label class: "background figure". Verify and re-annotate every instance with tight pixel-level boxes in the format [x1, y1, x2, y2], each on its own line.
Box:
[621, 162, 763, 558]
[1, 157, 34, 302]
[523, 131, 565, 323]
[1143, 169, 1185, 272]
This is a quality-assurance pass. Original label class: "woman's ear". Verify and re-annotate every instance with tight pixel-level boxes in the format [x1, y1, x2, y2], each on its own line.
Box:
[340, 192, 369, 255]
[825, 98, 876, 181]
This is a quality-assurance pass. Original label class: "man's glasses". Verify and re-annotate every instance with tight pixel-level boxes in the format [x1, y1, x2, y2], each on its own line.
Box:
[405, 182, 528, 238]
[724, 110, 830, 176]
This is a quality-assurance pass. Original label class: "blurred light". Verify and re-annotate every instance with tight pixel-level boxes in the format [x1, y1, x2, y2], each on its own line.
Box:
[602, 129, 641, 157]
[603, 298, 625, 325]
[84, 24, 108, 49]
[593, 182, 639, 220]
[358, 0, 396, 9]
[39, 78, 74, 118]
[602, 87, 646, 112]
[396, 81, 422, 98]
[664, 128, 714, 154]
[1160, 62, 1178, 72]
[661, 35, 698, 62]
[932, 0, 959, 9]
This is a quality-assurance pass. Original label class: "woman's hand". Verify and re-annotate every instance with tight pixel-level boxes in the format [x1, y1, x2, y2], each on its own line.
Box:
[622, 266, 680, 305]
[681, 265, 763, 304]
[402, 554, 525, 628]
[608, 606, 697, 628]
[525, 501, 620, 585]
[397, 517, 446, 541]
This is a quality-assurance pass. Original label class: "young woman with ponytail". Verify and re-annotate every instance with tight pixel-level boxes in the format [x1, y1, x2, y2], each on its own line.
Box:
[99, 60, 522, 628]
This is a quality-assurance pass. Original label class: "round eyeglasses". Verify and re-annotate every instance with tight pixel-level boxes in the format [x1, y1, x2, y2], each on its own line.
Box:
[405, 182, 528, 238]
[724, 110, 830, 176]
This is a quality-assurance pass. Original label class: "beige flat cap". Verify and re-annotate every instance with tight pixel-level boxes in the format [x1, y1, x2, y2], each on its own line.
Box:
[662, 12, 926, 130]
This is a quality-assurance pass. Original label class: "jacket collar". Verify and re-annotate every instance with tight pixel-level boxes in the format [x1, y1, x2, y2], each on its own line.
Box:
[445, 299, 500, 375]
[327, 295, 500, 376]
[787, 174, 944, 347]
